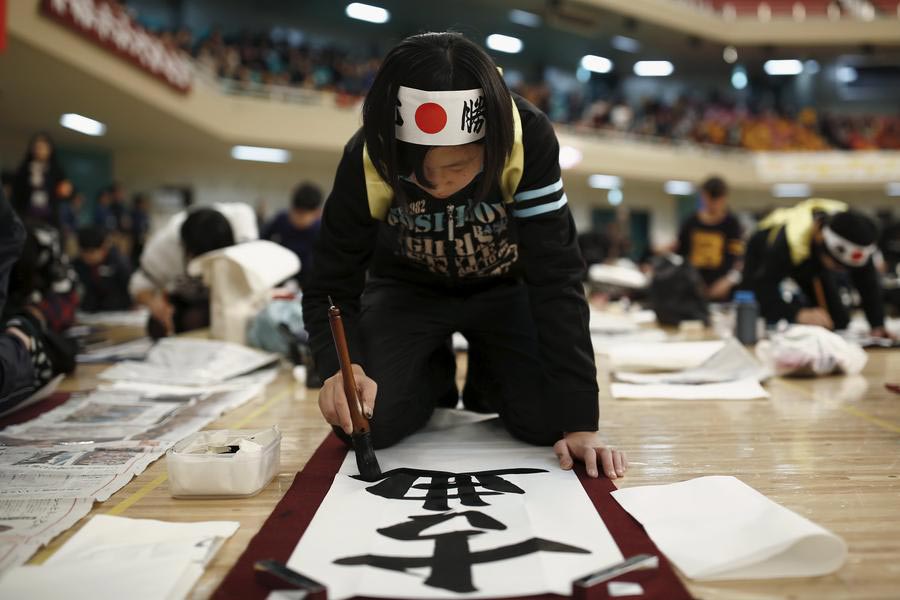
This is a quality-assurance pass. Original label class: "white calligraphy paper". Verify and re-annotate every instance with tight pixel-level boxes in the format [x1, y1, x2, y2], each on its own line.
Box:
[611, 476, 847, 580]
[286, 412, 623, 599]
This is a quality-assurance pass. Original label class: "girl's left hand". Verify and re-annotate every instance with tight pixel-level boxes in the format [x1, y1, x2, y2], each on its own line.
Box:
[554, 432, 627, 480]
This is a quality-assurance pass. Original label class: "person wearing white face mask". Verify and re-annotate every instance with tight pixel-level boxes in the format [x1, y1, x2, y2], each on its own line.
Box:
[302, 32, 627, 481]
[742, 199, 891, 339]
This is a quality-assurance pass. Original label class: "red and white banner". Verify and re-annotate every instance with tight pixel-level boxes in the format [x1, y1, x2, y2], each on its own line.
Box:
[39, 0, 192, 93]
[1, 0, 7, 53]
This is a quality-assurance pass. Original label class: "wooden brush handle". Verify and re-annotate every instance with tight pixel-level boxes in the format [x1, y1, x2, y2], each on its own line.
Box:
[813, 278, 828, 311]
[327, 305, 369, 433]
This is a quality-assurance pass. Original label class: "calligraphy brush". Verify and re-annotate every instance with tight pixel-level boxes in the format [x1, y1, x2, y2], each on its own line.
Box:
[327, 297, 382, 482]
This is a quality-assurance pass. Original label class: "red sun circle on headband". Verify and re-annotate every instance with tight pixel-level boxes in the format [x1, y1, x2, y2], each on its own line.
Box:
[851, 249, 864, 262]
[415, 103, 447, 134]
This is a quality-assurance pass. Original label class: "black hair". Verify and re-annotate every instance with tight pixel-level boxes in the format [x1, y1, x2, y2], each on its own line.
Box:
[362, 32, 513, 204]
[827, 210, 878, 246]
[180, 208, 235, 258]
[77, 225, 108, 250]
[291, 182, 324, 211]
[701, 176, 728, 200]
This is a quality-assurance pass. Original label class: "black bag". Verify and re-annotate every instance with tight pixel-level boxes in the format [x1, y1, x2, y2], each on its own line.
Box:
[648, 254, 709, 326]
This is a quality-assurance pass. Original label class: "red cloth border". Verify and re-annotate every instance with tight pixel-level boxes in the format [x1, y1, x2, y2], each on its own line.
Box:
[0, 392, 71, 430]
[213, 433, 693, 600]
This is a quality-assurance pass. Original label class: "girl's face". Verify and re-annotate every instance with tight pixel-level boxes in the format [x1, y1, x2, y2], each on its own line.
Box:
[409, 143, 484, 199]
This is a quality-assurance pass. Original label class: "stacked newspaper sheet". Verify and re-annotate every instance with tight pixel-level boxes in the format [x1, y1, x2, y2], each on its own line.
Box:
[0, 338, 279, 575]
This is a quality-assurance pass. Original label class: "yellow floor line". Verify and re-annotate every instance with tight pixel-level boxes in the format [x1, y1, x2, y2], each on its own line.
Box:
[776, 378, 900, 435]
[839, 405, 900, 435]
[106, 472, 169, 516]
[229, 387, 291, 429]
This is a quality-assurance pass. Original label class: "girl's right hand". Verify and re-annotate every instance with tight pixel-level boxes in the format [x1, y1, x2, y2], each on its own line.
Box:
[318, 363, 378, 434]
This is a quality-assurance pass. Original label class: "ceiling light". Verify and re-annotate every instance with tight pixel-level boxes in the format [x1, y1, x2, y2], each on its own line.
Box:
[731, 66, 748, 90]
[231, 145, 291, 163]
[723, 46, 738, 64]
[836, 66, 858, 83]
[611, 35, 641, 53]
[634, 61, 674, 77]
[345, 3, 389, 23]
[664, 180, 695, 195]
[486, 34, 523, 54]
[589, 174, 622, 189]
[559, 146, 582, 170]
[608, 188, 623, 206]
[772, 183, 811, 198]
[764, 59, 803, 76]
[580, 55, 613, 74]
[60, 113, 106, 136]
[508, 9, 541, 27]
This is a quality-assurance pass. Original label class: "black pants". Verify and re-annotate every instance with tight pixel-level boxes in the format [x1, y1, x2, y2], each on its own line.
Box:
[744, 231, 850, 329]
[342, 277, 558, 449]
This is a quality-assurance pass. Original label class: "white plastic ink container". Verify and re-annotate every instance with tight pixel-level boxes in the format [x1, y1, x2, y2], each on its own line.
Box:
[167, 427, 281, 498]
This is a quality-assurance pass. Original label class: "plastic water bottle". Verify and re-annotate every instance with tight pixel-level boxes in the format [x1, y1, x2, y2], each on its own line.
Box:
[734, 290, 759, 345]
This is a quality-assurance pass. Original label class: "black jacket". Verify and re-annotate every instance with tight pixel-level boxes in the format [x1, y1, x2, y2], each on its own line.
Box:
[0, 192, 36, 408]
[302, 96, 599, 432]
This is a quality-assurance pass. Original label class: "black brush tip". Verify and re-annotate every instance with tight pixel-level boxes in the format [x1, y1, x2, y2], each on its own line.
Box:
[352, 431, 382, 482]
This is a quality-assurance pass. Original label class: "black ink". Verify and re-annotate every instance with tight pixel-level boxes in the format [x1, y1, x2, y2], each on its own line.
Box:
[353, 467, 547, 511]
[395, 98, 404, 126]
[335, 511, 590, 593]
[461, 96, 485, 134]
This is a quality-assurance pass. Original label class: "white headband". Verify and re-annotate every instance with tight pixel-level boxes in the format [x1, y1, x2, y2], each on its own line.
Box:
[822, 225, 876, 267]
[395, 86, 486, 146]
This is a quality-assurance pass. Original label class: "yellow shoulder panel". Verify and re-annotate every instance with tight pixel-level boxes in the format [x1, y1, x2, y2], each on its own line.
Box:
[759, 198, 848, 265]
[362, 143, 393, 221]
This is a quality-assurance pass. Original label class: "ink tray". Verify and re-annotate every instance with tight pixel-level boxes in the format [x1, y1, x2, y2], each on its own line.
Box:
[167, 427, 281, 498]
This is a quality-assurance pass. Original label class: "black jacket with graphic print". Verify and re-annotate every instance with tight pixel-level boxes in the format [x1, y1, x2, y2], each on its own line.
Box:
[303, 95, 599, 433]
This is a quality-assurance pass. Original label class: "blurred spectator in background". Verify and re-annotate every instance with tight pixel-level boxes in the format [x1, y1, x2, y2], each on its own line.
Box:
[109, 182, 130, 233]
[73, 225, 133, 313]
[93, 186, 118, 231]
[129, 193, 151, 264]
[676, 176, 744, 301]
[130, 203, 258, 337]
[12, 133, 72, 227]
[261, 182, 323, 286]
[59, 189, 86, 239]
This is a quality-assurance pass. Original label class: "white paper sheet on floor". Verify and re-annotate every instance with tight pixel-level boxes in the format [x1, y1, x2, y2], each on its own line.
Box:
[614, 339, 770, 385]
[610, 378, 769, 400]
[607, 341, 725, 372]
[0, 515, 239, 600]
[285, 411, 623, 599]
[611, 476, 846, 580]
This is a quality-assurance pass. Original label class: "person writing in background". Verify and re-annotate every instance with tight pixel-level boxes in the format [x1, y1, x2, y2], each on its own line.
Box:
[73, 225, 133, 313]
[676, 176, 744, 301]
[129, 203, 257, 337]
[742, 199, 891, 338]
[303, 33, 626, 480]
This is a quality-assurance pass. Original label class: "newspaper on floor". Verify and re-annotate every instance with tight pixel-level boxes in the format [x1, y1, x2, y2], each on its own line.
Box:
[0, 384, 269, 447]
[99, 338, 279, 386]
[0, 498, 95, 574]
[0, 515, 239, 600]
[614, 338, 770, 384]
[97, 367, 278, 397]
[77, 337, 155, 364]
[591, 329, 668, 353]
